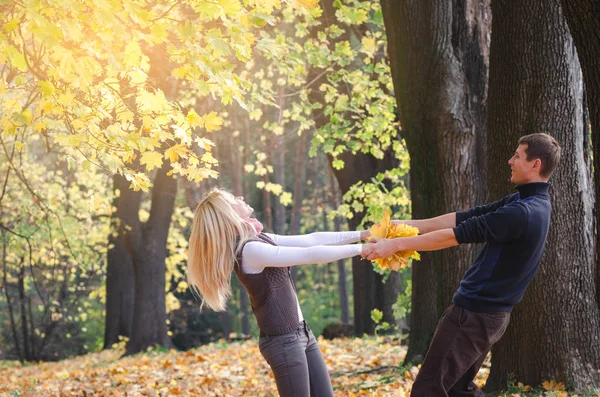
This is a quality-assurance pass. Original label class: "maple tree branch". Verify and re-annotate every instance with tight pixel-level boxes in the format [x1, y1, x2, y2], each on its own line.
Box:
[331, 365, 399, 377]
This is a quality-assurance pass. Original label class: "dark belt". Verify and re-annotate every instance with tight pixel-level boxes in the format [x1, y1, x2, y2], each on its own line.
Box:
[260, 320, 307, 337]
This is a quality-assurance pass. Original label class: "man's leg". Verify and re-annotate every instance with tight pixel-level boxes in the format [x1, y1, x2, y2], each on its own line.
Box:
[410, 305, 509, 397]
[448, 312, 510, 397]
[447, 348, 490, 397]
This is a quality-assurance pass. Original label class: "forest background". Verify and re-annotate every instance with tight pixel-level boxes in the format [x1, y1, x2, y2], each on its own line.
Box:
[1, 0, 600, 394]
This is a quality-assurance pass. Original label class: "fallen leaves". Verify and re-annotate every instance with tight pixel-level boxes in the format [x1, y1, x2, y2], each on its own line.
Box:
[0, 336, 588, 396]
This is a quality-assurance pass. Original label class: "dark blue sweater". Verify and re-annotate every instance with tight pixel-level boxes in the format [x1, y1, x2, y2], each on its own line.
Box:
[451, 182, 552, 312]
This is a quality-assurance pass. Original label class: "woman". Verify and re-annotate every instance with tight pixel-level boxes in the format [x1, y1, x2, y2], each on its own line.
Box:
[187, 188, 368, 396]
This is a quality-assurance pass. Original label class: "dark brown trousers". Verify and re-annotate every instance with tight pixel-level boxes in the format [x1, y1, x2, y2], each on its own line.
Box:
[411, 304, 511, 397]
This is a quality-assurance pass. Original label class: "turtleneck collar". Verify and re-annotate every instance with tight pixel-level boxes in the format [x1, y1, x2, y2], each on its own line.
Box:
[516, 182, 550, 198]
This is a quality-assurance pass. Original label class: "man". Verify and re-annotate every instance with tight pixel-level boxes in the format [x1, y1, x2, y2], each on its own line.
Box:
[362, 133, 561, 396]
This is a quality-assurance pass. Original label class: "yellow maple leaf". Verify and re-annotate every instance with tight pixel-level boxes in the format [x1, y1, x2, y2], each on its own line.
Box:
[202, 112, 224, 132]
[126, 172, 151, 192]
[368, 209, 390, 239]
[542, 380, 566, 391]
[291, 0, 318, 9]
[140, 151, 163, 171]
[34, 122, 46, 132]
[164, 144, 189, 162]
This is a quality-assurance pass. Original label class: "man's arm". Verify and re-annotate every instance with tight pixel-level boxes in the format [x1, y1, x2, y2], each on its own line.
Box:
[362, 229, 458, 260]
[393, 213, 456, 234]
[397, 195, 514, 234]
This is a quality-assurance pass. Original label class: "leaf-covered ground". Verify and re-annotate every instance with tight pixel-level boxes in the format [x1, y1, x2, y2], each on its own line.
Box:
[0, 336, 596, 396]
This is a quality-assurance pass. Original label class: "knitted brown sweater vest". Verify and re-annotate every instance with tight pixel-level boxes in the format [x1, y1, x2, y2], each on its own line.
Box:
[234, 233, 299, 335]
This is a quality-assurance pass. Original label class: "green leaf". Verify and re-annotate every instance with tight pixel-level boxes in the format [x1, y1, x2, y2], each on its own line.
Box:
[332, 159, 345, 170]
[38, 81, 56, 97]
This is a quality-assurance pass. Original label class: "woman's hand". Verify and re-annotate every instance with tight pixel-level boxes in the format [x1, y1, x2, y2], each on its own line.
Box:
[359, 230, 371, 240]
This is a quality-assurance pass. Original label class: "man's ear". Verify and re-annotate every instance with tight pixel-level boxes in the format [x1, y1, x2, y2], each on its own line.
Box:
[532, 158, 542, 170]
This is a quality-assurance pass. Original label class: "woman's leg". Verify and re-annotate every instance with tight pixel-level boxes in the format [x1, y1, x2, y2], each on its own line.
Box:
[259, 328, 311, 397]
[304, 325, 334, 397]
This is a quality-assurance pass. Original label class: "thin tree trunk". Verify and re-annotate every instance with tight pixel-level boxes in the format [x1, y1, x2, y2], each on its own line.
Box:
[2, 232, 23, 362]
[380, 0, 490, 363]
[327, 163, 350, 324]
[126, 163, 177, 355]
[262, 173, 273, 232]
[104, 175, 139, 349]
[230, 128, 251, 335]
[273, 86, 287, 235]
[290, 133, 309, 235]
[289, 132, 309, 283]
[560, 0, 600, 309]
[27, 296, 35, 358]
[17, 264, 30, 361]
[485, 0, 600, 389]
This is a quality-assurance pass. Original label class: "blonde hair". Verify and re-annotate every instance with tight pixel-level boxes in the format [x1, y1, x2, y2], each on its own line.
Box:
[187, 188, 255, 311]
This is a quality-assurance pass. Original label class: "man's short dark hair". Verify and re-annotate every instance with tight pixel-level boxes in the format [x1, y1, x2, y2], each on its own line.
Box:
[518, 133, 561, 178]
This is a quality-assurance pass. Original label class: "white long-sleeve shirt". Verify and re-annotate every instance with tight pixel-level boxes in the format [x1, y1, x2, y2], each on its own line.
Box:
[239, 231, 363, 321]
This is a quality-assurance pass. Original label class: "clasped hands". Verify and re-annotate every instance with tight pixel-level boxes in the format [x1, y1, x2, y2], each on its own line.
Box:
[361, 237, 404, 261]
[358, 227, 408, 261]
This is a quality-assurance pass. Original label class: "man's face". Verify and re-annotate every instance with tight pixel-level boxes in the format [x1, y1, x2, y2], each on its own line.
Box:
[508, 144, 540, 184]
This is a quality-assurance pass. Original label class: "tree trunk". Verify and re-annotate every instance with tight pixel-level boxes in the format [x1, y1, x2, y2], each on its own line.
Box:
[230, 130, 251, 335]
[2, 230, 23, 363]
[273, 135, 286, 235]
[126, 163, 177, 355]
[332, 150, 401, 335]
[104, 174, 138, 349]
[262, 172, 273, 232]
[327, 162, 350, 324]
[485, 0, 600, 389]
[381, 0, 490, 363]
[306, 0, 400, 335]
[290, 132, 309, 236]
[560, 0, 600, 309]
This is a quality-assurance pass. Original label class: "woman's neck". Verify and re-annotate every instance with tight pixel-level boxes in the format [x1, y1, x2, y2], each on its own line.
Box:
[245, 217, 263, 234]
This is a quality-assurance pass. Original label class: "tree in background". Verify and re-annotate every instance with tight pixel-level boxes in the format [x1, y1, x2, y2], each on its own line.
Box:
[0, 0, 322, 354]
[380, 0, 490, 361]
[484, 0, 600, 388]
[0, 141, 110, 361]
[229, 0, 413, 334]
[560, 0, 600, 308]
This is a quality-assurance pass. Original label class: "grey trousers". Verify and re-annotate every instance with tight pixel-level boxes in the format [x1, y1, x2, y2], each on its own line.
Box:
[258, 321, 334, 397]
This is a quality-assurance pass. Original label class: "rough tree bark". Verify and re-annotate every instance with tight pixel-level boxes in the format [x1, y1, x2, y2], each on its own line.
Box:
[125, 162, 177, 355]
[485, 0, 600, 389]
[104, 174, 138, 349]
[560, 0, 600, 308]
[380, 0, 490, 362]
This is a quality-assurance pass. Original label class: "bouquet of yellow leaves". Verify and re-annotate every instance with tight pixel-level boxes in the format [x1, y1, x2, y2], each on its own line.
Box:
[368, 209, 421, 271]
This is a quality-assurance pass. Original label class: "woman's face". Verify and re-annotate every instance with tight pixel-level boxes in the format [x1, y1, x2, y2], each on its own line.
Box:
[228, 195, 254, 219]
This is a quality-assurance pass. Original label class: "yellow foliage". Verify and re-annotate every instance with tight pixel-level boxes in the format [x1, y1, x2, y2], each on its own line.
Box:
[542, 380, 566, 391]
[202, 111, 225, 132]
[368, 209, 420, 271]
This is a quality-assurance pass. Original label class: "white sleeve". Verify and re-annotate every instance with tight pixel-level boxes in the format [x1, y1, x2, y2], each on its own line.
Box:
[241, 241, 363, 274]
[265, 231, 361, 247]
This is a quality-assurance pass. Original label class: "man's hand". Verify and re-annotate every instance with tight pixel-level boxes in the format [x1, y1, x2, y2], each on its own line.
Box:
[361, 238, 403, 261]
